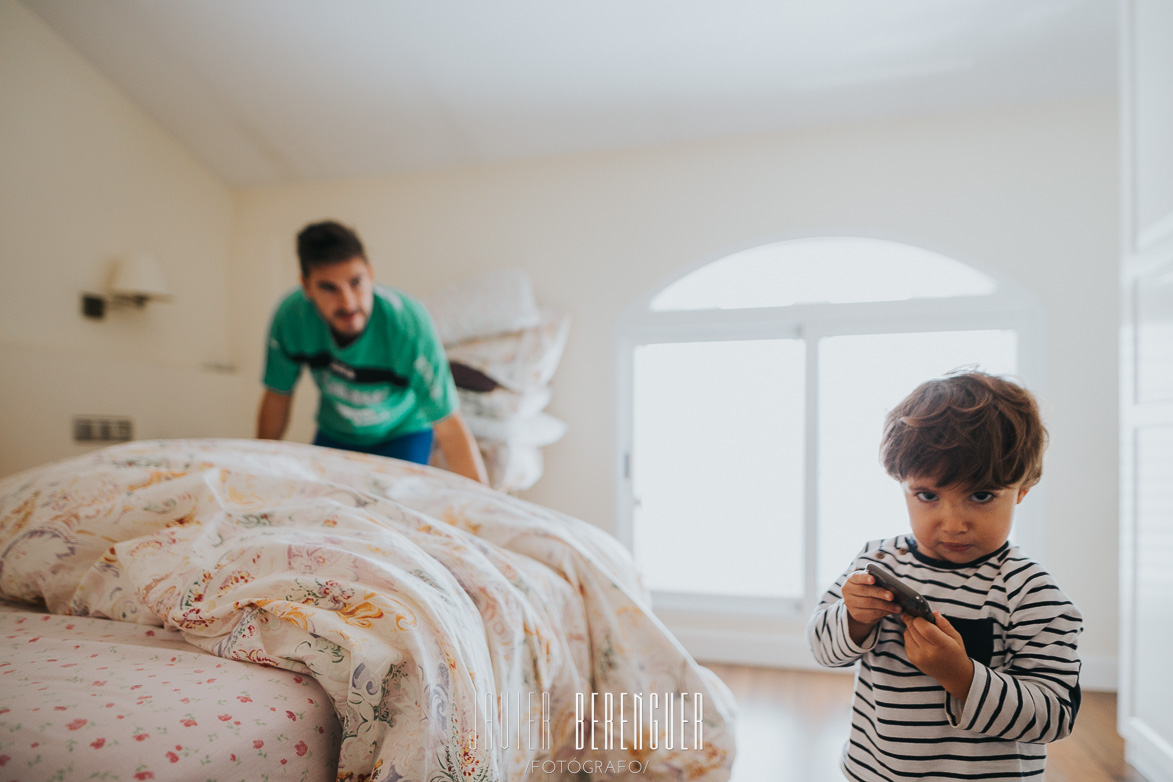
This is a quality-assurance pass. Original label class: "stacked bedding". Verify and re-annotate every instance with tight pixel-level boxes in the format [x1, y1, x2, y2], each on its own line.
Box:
[421, 271, 570, 493]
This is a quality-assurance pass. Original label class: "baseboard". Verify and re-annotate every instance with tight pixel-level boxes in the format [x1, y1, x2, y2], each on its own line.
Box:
[1120, 718, 1173, 782]
[677, 625, 845, 673]
[673, 625, 1118, 690]
[1126, 738, 1173, 782]
[1079, 654, 1118, 692]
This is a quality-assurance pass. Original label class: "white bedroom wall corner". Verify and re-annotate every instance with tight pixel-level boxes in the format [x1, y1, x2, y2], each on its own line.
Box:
[0, 0, 235, 359]
[225, 196, 296, 438]
[0, 0, 241, 475]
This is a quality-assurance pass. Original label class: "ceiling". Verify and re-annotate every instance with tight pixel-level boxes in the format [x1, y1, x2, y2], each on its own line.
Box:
[23, 0, 1117, 188]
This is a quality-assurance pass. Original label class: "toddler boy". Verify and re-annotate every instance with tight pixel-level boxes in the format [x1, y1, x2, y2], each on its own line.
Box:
[807, 371, 1082, 780]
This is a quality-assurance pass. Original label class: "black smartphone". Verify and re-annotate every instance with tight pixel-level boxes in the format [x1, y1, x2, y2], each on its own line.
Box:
[865, 564, 936, 624]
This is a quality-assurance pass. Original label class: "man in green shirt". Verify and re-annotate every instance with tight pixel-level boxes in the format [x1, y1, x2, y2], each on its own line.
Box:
[256, 220, 487, 483]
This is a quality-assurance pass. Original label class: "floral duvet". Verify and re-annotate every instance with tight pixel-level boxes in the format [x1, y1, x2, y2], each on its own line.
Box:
[0, 439, 735, 781]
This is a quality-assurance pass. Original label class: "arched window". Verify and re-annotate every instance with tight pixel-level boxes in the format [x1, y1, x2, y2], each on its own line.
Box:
[617, 237, 1039, 616]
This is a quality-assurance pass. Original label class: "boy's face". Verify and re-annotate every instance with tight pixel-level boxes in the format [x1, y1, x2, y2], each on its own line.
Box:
[901, 476, 1030, 564]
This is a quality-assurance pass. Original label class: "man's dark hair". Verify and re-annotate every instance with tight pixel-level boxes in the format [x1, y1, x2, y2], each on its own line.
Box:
[296, 220, 366, 277]
[880, 370, 1048, 490]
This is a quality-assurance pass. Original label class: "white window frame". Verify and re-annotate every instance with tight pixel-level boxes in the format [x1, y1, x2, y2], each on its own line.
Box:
[615, 243, 1044, 621]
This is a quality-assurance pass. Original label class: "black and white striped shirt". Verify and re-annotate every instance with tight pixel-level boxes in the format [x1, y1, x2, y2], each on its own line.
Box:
[807, 535, 1082, 781]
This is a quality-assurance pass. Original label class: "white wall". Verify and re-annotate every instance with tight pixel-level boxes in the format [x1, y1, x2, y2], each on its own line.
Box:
[229, 97, 1120, 678]
[0, 0, 245, 477]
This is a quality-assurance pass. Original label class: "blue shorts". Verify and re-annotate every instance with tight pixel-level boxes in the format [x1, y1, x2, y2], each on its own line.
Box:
[312, 428, 435, 465]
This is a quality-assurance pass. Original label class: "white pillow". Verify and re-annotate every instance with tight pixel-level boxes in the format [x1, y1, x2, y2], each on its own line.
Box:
[429, 441, 544, 494]
[445, 309, 571, 392]
[457, 386, 551, 419]
[420, 269, 541, 346]
[479, 442, 544, 494]
[463, 412, 567, 447]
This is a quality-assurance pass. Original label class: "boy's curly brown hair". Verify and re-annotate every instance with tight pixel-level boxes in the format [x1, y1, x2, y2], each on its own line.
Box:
[880, 370, 1047, 490]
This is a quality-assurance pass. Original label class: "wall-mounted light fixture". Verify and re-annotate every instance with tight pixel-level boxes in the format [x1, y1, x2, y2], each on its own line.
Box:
[82, 254, 173, 319]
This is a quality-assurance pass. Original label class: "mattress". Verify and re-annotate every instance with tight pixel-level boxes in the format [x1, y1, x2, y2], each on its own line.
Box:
[0, 599, 340, 782]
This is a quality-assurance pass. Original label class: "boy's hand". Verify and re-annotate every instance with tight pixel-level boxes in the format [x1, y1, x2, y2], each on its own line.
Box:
[901, 612, 975, 703]
[842, 570, 903, 645]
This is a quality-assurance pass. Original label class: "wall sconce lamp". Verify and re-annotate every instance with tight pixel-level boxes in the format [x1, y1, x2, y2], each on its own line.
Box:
[82, 255, 173, 319]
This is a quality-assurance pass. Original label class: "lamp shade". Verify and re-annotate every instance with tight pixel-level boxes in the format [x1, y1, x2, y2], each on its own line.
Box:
[109, 254, 172, 301]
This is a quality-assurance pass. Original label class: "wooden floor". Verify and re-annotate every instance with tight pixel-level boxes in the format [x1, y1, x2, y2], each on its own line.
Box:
[704, 663, 1149, 782]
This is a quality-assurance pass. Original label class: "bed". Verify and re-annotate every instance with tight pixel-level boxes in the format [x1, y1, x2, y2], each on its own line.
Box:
[0, 439, 736, 781]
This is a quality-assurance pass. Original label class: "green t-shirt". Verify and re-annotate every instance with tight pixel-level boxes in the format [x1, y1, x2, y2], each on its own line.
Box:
[262, 285, 458, 445]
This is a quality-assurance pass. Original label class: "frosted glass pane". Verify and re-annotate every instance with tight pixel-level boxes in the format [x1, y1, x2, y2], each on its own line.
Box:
[633, 340, 805, 598]
[651, 238, 997, 311]
[816, 331, 1017, 592]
